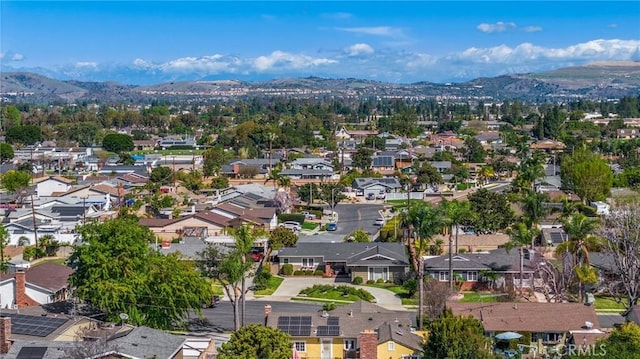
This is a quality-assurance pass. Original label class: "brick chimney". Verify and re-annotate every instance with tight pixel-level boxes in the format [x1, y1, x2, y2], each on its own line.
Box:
[0, 317, 11, 354]
[14, 270, 38, 309]
[358, 329, 378, 359]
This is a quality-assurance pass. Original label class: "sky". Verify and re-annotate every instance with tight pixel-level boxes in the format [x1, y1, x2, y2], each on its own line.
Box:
[1, 1, 639, 85]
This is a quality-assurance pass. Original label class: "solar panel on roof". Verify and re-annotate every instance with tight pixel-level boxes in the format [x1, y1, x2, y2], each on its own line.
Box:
[0, 314, 67, 337]
[277, 316, 312, 337]
[16, 346, 47, 359]
[327, 316, 339, 325]
[317, 325, 341, 336]
[550, 232, 565, 242]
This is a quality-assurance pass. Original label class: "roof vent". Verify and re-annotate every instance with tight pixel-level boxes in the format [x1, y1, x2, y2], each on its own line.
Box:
[321, 311, 329, 318]
[585, 321, 593, 329]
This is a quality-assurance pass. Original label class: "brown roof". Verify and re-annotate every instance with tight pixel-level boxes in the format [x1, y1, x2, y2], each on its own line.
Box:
[195, 211, 231, 227]
[90, 184, 123, 196]
[33, 176, 74, 185]
[570, 331, 608, 346]
[434, 233, 510, 248]
[531, 140, 566, 150]
[449, 302, 600, 333]
[118, 173, 149, 184]
[26, 262, 74, 292]
[138, 217, 183, 228]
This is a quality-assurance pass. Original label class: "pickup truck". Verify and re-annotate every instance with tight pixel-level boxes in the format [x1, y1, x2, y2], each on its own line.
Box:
[301, 211, 317, 220]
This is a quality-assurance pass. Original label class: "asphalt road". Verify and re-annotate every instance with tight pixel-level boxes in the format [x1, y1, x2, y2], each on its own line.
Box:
[297, 203, 384, 243]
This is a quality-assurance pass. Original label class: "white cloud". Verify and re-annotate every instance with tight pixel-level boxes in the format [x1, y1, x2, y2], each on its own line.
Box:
[253, 51, 337, 72]
[608, 23, 618, 28]
[477, 22, 517, 33]
[523, 26, 543, 33]
[345, 43, 374, 56]
[336, 26, 401, 37]
[0, 52, 4, 59]
[76, 61, 98, 68]
[11, 53, 24, 61]
[0, 51, 25, 62]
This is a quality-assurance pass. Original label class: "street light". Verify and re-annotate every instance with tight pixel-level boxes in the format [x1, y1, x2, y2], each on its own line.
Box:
[330, 188, 339, 222]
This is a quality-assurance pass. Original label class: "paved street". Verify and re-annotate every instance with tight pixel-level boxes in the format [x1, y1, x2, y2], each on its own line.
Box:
[298, 203, 383, 243]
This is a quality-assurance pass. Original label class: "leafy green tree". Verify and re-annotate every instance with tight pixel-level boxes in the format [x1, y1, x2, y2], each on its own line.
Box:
[414, 161, 443, 188]
[268, 227, 298, 258]
[68, 218, 212, 329]
[297, 183, 319, 205]
[149, 166, 173, 185]
[467, 189, 514, 234]
[0, 170, 31, 195]
[2, 105, 22, 128]
[561, 148, 613, 204]
[0, 143, 14, 162]
[218, 324, 292, 359]
[440, 199, 473, 254]
[319, 183, 346, 209]
[343, 228, 370, 243]
[5, 125, 41, 145]
[423, 310, 494, 359]
[202, 145, 227, 177]
[462, 136, 487, 163]
[352, 146, 373, 170]
[102, 133, 134, 153]
[211, 176, 229, 189]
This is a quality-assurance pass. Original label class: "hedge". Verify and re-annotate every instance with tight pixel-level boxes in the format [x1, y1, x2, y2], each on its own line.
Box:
[278, 213, 306, 224]
[281, 264, 294, 275]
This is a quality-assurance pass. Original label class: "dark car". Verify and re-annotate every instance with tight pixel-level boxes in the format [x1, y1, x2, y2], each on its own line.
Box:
[366, 192, 375, 200]
[203, 295, 221, 308]
[326, 222, 338, 231]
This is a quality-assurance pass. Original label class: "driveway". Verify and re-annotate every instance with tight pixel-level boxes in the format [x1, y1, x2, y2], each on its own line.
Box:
[254, 277, 407, 311]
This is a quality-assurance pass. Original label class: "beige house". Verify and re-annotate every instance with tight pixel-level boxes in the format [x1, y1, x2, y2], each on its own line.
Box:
[139, 211, 231, 241]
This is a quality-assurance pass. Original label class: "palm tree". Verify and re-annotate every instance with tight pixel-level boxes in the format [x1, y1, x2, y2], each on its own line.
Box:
[520, 189, 550, 247]
[229, 225, 266, 327]
[477, 165, 495, 186]
[264, 168, 282, 189]
[506, 222, 540, 295]
[441, 199, 473, 254]
[402, 202, 445, 329]
[556, 213, 601, 301]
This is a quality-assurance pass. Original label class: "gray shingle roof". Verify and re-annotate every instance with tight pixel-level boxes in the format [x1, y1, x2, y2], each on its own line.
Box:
[423, 248, 538, 273]
[107, 326, 185, 359]
[278, 243, 407, 265]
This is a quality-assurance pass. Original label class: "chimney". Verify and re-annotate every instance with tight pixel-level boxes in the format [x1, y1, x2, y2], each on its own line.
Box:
[0, 317, 10, 354]
[264, 304, 272, 326]
[358, 329, 378, 359]
[15, 270, 27, 309]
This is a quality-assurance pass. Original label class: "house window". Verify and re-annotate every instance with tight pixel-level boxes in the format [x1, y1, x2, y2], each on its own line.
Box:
[388, 341, 395, 351]
[546, 333, 561, 343]
[368, 267, 389, 281]
[344, 339, 356, 350]
[467, 271, 478, 282]
[302, 258, 314, 267]
[283, 258, 289, 264]
[401, 356, 421, 359]
[439, 271, 449, 282]
[293, 341, 306, 352]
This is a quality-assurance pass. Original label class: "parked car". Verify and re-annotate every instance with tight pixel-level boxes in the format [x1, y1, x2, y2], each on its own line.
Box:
[376, 191, 386, 199]
[326, 222, 338, 231]
[356, 189, 364, 196]
[279, 221, 302, 232]
[203, 295, 221, 308]
[366, 192, 376, 200]
[374, 218, 385, 226]
[301, 211, 317, 220]
[250, 250, 264, 262]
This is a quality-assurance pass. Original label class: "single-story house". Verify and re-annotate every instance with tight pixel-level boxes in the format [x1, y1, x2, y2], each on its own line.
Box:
[0, 263, 73, 309]
[139, 210, 231, 241]
[276, 242, 409, 282]
[450, 302, 602, 355]
[423, 248, 540, 291]
[352, 178, 402, 197]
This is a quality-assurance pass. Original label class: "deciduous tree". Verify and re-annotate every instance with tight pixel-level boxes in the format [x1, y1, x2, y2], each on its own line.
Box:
[423, 310, 494, 359]
[102, 133, 134, 153]
[0, 143, 14, 162]
[467, 189, 514, 234]
[218, 324, 292, 359]
[561, 148, 613, 204]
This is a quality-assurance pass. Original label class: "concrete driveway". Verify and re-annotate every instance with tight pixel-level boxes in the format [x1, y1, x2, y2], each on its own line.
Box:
[254, 277, 407, 311]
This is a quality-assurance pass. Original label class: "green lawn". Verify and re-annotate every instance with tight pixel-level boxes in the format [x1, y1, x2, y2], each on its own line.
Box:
[594, 296, 626, 311]
[299, 284, 375, 302]
[209, 280, 225, 296]
[459, 291, 499, 303]
[302, 222, 319, 230]
[364, 283, 408, 296]
[32, 258, 67, 266]
[254, 276, 284, 296]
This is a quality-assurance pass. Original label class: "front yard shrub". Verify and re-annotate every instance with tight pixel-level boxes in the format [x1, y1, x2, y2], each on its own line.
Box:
[253, 268, 272, 291]
[376, 278, 385, 284]
[299, 284, 375, 302]
[293, 270, 304, 276]
[366, 279, 375, 284]
[304, 270, 313, 276]
[313, 269, 324, 276]
[281, 264, 294, 275]
[352, 277, 363, 285]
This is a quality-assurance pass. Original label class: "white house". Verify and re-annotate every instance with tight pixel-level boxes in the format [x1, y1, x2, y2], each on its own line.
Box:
[35, 176, 74, 197]
[590, 201, 611, 215]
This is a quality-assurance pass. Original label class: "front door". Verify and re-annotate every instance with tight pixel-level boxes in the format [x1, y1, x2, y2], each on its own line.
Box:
[321, 339, 332, 359]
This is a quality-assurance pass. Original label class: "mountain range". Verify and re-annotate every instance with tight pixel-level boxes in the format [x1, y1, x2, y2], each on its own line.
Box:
[1, 61, 639, 104]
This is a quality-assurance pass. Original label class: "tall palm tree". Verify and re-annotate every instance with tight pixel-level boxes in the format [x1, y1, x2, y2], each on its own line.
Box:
[477, 165, 495, 186]
[556, 213, 601, 301]
[506, 222, 540, 294]
[402, 202, 445, 329]
[520, 189, 550, 247]
[441, 199, 473, 255]
[230, 225, 266, 327]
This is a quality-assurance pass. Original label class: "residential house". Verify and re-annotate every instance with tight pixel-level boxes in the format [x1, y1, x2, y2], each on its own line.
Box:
[159, 136, 197, 148]
[266, 301, 423, 359]
[428, 161, 452, 174]
[290, 158, 335, 171]
[35, 176, 74, 197]
[616, 128, 640, 139]
[211, 202, 278, 231]
[1, 316, 192, 359]
[475, 131, 503, 147]
[133, 138, 159, 150]
[221, 159, 272, 179]
[280, 168, 335, 180]
[432, 233, 510, 253]
[384, 138, 403, 150]
[335, 127, 378, 141]
[4, 204, 95, 245]
[97, 164, 149, 177]
[0, 263, 73, 309]
[449, 302, 602, 355]
[531, 140, 566, 152]
[139, 210, 231, 241]
[352, 178, 403, 197]
[276, 242, 409, 281]
[423, 248, 541, 291]
[371, 154, 396, 175]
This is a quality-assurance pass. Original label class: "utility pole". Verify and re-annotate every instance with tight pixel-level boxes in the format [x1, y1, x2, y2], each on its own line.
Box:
[448, 232, 454, 290]
[30, 193, 38, 248]
[82, 197, 87, 225]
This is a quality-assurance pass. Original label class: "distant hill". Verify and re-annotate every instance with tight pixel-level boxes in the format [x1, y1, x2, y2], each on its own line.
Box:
[2, 62, 640, 104]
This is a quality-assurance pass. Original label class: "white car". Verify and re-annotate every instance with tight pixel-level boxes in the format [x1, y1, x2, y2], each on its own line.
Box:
[301, 211, 317, 220]
[280, 221, 302, 232]
[374, 218, 385, 226]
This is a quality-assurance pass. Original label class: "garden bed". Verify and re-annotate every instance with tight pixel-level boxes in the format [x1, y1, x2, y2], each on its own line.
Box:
[298, 284, 375, 302]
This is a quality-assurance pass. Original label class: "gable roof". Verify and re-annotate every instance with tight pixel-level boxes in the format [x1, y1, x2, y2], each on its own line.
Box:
[278, 243, 407, 265]
[105, 326, 185, 359]
[377, 321, 423, 351]
[449, 302, 600, 333]
[26, 262, 74, 293]
[347, 245, 410, 267]
[34, 176, 75, 185]
[423, 248, 538, 273]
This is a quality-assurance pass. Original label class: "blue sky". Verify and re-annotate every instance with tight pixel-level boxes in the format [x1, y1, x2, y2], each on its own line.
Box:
[1, 1, 639, 84]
